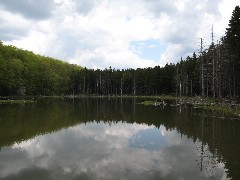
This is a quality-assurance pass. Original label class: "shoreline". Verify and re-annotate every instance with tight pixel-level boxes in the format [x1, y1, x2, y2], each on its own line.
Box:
[1, 95, 240, 117]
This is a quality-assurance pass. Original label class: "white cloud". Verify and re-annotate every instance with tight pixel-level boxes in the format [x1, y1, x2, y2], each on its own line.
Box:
[0, 122, 228, 179]
[0, 0, 239, 69]
[0, 0, 55, 20]
[0, 9, 31, 41]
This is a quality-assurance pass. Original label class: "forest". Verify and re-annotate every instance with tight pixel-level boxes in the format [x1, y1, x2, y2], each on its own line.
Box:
[0, 6, 239, 98]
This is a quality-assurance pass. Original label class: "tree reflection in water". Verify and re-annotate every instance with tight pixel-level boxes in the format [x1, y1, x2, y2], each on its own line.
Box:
[0, 97, 239, 179]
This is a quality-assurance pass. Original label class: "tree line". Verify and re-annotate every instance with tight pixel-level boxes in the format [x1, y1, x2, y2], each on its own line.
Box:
[0, 43, 83, 96]
[0, 6, 239, 98]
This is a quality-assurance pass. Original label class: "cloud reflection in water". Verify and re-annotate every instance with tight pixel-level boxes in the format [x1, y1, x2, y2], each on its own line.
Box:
[0, 121, 228, 180]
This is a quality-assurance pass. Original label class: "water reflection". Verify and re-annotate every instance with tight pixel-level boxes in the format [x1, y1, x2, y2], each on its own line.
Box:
[129, 128, 167, 151]
[0, 122, 227, 180]
[0, 97, 238, 179]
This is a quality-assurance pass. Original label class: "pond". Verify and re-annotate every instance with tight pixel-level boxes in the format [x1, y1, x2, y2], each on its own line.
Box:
[0, 97, 239, 180]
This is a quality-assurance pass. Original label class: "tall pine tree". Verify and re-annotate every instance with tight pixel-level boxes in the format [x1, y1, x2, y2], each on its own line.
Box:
[225, 6, 240, 96]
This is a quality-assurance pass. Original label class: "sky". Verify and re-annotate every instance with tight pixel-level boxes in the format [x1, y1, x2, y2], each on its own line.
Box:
[0, 0, 239, 69]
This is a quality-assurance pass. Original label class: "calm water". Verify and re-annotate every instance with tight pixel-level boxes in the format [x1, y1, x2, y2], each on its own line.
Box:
[0, 97, 240, 180]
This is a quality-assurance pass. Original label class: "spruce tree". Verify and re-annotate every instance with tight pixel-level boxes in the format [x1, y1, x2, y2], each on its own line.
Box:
[225, 6, 240, 96]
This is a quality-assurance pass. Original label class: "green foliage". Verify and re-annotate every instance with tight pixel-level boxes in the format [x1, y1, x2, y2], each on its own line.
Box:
[226, 6, 240, 52]
[224, 5, 240, 96]
[0, 43, 83, 96]
[0, 6, 239, 98]
[0, 99, 35, 104]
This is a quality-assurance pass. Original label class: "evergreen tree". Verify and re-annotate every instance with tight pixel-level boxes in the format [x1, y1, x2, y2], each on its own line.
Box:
[225, 6, 240, 96]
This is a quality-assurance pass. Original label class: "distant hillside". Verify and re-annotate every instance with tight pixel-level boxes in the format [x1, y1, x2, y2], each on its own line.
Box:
[0, 41, 83, 96]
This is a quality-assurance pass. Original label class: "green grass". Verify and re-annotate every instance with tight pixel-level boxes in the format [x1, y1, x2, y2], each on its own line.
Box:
[138, 95, 240, 117]
[0, 99, 35, 104]
[196, 104, 240, 117]
[138, 101, 158, 105]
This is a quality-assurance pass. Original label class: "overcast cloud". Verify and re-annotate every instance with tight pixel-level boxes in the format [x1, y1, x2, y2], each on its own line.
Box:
[0, 0, 239, 69]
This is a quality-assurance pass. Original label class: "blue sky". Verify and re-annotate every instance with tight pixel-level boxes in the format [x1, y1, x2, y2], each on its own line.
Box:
[130, 39, 166, 62]
[129, 128, 167, 151]
[0, 0, 239, 69]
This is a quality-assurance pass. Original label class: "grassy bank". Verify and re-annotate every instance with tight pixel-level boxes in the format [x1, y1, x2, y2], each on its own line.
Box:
[0, 99, 36, 104]
[138, 96, 240, 117]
